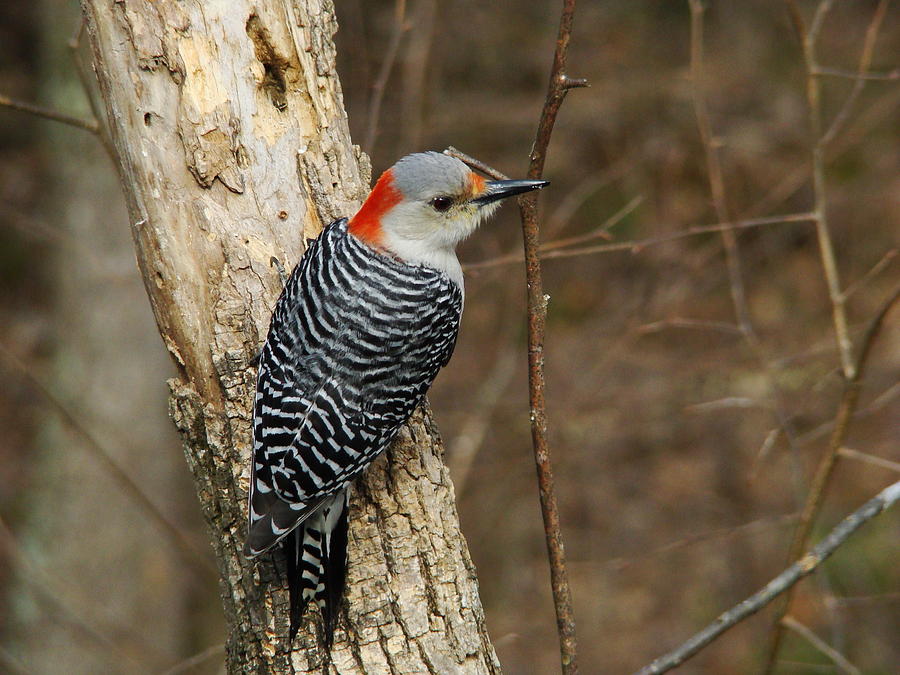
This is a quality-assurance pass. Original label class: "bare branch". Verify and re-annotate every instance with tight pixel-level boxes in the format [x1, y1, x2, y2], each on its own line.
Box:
[781, 616, 861, 675]
[539, 195, 643, 253]
[787, 0, 856, 380]
[838, 447, 900, 475]
[0, 92, 99, 134]
[591, 512, 799, 573]
[158, 643, 226, 675]
[764, 282, 900, 670]
[517, 0, 585, 671]
[689, 0, 749, 331]
[814, 66, 900, 81]
[632, 479, 900, 675]
[636, 318, 742, 337]
[465, 212, 817, 271]
[444, 146, 509, 180]
[820, 0, 890, 147]
[841, 248, 897, 302]
[688, 0, 812, 524]
[67, 16, 116, 162]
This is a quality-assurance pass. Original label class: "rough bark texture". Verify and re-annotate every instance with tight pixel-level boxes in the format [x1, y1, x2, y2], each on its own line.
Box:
[80, 0, 500, 672]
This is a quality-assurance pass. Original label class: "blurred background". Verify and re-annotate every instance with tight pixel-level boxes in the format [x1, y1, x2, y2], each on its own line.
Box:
[1, 1, 898, 673]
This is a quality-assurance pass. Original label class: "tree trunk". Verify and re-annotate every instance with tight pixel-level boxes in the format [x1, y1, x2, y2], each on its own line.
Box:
[80, 1, 500, 672]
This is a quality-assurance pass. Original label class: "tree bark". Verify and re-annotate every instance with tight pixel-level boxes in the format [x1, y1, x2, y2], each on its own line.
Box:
[80, 1, 500, 672]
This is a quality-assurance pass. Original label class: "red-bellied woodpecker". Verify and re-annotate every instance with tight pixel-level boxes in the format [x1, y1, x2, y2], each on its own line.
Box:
[245, 151, 548, 642]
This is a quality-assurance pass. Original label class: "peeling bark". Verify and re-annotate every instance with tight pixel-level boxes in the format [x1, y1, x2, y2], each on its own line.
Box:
[80, 0, 499, 672]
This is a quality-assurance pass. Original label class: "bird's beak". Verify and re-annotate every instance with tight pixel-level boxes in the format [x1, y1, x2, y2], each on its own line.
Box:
[471, 179, 550, 207]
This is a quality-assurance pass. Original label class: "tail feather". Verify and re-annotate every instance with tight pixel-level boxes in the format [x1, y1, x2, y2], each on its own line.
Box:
[285, 491, 350, 644]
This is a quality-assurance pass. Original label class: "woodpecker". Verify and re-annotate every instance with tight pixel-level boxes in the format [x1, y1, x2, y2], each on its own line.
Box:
[245, 151, 547, 643]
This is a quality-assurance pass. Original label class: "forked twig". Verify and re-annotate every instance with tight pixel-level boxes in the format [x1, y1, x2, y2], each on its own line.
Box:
[632, 480, 900, 675]
[764, 283, 900, 671]
[786, 0, 855, 380]
[463, 212, 816, 271]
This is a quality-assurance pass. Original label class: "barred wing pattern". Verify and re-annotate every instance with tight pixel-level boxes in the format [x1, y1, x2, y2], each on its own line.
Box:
[245, 218, 462, 640]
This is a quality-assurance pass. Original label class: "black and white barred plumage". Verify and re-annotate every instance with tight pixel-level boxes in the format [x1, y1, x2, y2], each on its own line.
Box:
[244, 151, 547, 644]
[245, 218, 462, 640]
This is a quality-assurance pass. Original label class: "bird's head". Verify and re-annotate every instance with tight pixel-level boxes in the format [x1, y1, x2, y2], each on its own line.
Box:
[348, 152, 547, 277]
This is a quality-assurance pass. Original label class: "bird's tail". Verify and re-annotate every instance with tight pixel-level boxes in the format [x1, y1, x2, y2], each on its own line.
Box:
[284, 490, 349, 644]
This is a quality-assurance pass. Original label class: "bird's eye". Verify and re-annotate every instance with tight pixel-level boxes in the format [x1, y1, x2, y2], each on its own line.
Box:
[430, 196, 454, 213]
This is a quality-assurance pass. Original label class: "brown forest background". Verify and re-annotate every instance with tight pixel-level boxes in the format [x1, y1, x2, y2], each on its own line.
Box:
[1, 1, 898, 673]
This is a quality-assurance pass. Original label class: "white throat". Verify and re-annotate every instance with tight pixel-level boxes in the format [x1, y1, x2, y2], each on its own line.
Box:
[380, 231, 465, 294]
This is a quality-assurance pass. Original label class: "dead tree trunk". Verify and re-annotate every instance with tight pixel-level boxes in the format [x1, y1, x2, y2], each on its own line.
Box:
[80, 1, 500, 672]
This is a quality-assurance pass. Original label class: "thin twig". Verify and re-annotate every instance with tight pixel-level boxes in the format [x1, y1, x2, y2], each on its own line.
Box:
[796, 379, 900, 448]
[788, 0, 855, 380]
[448, 282, 522, 495]
[158, 643, 226, 675]
[689, 0, 813, 530]
[0, 93, 100, 134]
[684, 397, 764, 413]
[464, 212, 817, 271]
[68, 17, 116, 160]
[830, 592, 900, 605]
[689, 0, 751, 334]
[820, 0, 890, 147]
[838, 447, 900, 474]
[841, 248, 897, 301]
[0, 343, 217, 579]
[591, 511, 799, 573]
[363, 0, 408, 153]
[635, 318, 743, 337]
[631, 479, 900, 675]
[544, 158, 636, 238]
[539, 195, 643, 253]
[747, 85, 899, 219]
[781, 616, 862, 675]
[517, 1, 585, 672]
[445, 146, 509, 180]
[813, 66, 899, 81]
[763, 282, 900, 671]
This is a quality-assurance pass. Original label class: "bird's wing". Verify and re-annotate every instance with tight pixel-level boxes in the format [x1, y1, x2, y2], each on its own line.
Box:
[246, 348, 332, 556]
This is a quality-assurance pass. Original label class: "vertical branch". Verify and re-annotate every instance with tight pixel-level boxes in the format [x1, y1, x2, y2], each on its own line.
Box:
[688, 0, 808, 554]
[788, 0, 854, 379]
[517, 1, 587, 672]
[763, 285, 900, 673]
[688, 0, 749, 331]
[763, 1, 895, 668]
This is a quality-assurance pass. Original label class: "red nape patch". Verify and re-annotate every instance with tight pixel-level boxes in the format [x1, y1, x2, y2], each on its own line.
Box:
[348, 169, 402, 247]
